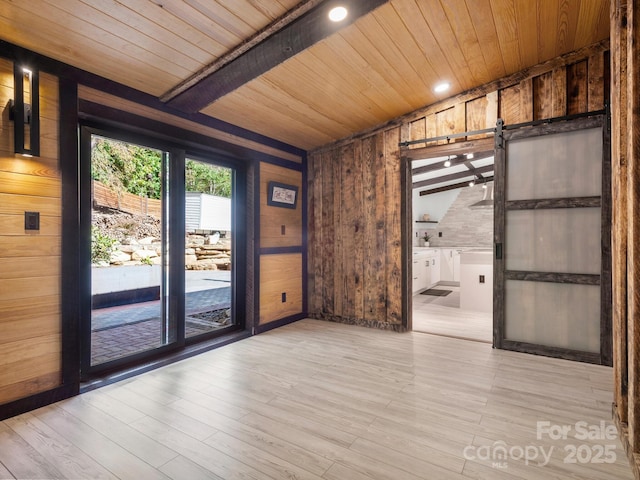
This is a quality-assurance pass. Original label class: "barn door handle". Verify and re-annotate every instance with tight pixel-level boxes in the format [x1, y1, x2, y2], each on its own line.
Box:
[495, 243, 503, 260]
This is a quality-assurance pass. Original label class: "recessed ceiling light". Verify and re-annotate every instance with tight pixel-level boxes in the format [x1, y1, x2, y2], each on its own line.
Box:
[434, 82, 450, 93]
[328, 6, 348, 22]
[466, 153, 474, 159]
[443, 159, 451, 167]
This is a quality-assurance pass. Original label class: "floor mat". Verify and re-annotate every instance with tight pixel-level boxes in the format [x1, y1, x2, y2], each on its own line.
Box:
[420, 288, 452, 296]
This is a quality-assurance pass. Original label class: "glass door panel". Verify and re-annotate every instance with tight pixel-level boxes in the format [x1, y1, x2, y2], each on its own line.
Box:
[89, 135, 174, 366]
[505, 208, 601, 274]
[184, 159, 234, 338]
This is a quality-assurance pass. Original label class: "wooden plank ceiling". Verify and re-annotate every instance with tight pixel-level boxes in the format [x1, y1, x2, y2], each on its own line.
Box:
[0, 0, 609, 151]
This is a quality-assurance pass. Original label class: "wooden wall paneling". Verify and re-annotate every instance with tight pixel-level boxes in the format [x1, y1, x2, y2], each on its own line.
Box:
[0, 193, 61, 216]
[425, 113, 437, 145]
[453, 103, 466, 134]
[587, 51, 606, 107]
[0, 296, 60, 345]
[611, 0, 629, 435]
[588, 51, 606, 111]
[485, 91, 499, 130]
[259, 253, 303, 324]
[465, 96, 489, 138]
[519, 78, 534, 123]
[0, 214, 60, 236]
[374, 132, 388, 321]
[499, 84, 521, 125]
[567, 60, 589, 115]
[552, 67, 568, 117]
[0, 61, 62, 408]
[340, 142, 356, 320]
[435, 107, 456, 143]
[533, 71, 554, 120]
[627, 0, 640, 459]
[321, 150, 334, 316]
[362, 135, 378, 322]
[331, 147, 343, 318]
[384, 127, 402, 325]
[307, 154, 320, 314]
[259, 162, 302, 248]
[0, 155, 59, 179]
[352, 140, 365, 321]
[0, 364, 61, 406]
[409, 117, 426, 148]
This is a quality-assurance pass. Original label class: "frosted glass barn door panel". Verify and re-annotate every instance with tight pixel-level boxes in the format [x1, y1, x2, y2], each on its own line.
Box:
[505, 280, 600, 353]
[506, 128, 602, 201]
[496, 116, 607, 363]
[505, 208, 601, 274]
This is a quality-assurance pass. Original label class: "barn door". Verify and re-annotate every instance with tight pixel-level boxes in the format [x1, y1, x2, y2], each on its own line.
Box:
[493, 115, 611, 364]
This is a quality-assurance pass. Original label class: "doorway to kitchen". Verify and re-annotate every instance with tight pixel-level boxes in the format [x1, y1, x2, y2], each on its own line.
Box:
[403, 135, 495, 343]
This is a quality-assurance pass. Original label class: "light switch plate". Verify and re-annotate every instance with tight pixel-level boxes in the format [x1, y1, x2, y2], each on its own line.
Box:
[25, 211, 39, 231]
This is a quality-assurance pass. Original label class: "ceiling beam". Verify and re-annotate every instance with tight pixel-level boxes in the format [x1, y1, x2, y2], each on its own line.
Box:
[412, 164, 494, 189]
[411, 150, 494, 176]
[164, 0, 389, 113]
[160, 0, 325, 103]
[419, 177, 494, 196]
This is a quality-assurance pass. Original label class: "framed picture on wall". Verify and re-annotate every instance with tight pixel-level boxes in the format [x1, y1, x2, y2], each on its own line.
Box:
[267, 181, 298, 209]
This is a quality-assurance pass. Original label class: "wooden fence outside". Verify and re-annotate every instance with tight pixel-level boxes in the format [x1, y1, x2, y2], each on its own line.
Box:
[92, 180, 162, 218]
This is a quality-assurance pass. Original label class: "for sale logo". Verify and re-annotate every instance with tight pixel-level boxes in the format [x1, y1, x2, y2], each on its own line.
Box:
[537, 421, 618, 465]
[463, 421, 620, 470]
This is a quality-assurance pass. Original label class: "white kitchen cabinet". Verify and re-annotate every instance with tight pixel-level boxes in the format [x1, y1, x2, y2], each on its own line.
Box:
[412, 258, 422, 294]
[428, 255, 440, 285]
[413, 252, 437, 293]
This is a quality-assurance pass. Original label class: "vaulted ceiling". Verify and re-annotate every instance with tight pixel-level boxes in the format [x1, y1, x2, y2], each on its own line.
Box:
[0, 0, 609, 151]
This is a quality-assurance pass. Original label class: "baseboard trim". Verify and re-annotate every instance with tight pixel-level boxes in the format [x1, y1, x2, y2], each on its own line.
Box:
[255, 313, 306, 334]
[0, 384, 79, 421]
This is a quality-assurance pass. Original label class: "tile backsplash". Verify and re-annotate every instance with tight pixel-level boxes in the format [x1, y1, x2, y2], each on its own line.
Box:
[416, 184, 493, 247]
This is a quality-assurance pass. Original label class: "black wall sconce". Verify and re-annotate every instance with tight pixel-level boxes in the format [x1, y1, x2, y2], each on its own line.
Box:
[9, 64, 39, 157]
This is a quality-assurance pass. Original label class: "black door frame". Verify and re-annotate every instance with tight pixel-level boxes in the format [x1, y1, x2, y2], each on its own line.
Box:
[78, 122, 248, 378]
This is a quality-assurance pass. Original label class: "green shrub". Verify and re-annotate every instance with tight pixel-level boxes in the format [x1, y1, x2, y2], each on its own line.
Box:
[91, 226, 117, 264]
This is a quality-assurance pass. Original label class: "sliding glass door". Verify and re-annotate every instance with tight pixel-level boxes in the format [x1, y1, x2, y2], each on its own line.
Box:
[86, 134, 176, 368]
[80, 128, 243, 375]
[184, 158, 235, 338]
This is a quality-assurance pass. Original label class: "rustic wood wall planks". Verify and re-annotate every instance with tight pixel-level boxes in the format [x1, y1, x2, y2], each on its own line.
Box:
[611, 2, 640, 479]
[0, 59, 62, 405]
[307, 41, 609, 331]
[308, 128, 405, 331]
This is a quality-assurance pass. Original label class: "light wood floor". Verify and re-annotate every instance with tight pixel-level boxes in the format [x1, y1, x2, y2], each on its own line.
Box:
[0, 319, 632, 480]
[413, 287, 493, 343]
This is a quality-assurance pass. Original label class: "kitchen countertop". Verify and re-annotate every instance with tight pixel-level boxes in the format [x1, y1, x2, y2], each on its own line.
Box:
[460, 249, 493, 264]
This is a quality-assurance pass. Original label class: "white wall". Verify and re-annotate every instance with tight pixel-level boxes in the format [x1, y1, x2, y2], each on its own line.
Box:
[412, 187, 461, 222]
